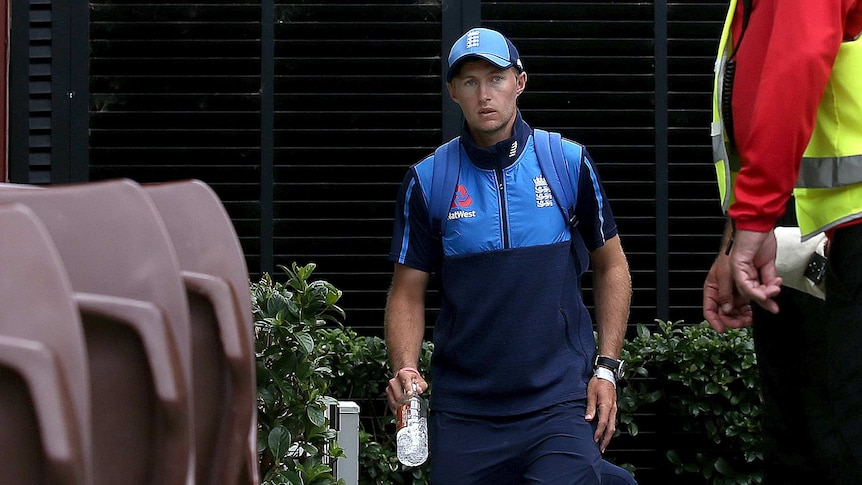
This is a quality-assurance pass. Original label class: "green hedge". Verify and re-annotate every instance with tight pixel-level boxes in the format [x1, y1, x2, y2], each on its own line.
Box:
[253, 264, 763, 485]
[619, 321, 763, 484]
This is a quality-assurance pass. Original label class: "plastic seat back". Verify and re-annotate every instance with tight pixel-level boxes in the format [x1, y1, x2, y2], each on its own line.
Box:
[0, 180, 193, 485]
[144, 180, 258, 484]
[0, 204, 92, 485]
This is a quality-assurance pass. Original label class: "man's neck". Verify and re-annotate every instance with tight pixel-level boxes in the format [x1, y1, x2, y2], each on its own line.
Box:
[468, 120, 516, 148]
[460, 111, 530, 170]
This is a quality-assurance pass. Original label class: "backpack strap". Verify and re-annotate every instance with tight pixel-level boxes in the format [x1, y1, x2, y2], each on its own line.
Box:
[429, 137, 462, 237]
[533, 129, 580, 227]
[534, 128, 590, 275]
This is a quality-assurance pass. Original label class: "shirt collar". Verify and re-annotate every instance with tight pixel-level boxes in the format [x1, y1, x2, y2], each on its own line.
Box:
[460, 111, 531, 170]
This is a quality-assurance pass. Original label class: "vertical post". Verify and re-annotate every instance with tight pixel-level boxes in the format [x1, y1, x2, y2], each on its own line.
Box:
[654, 0, 670, 320]
[1, 0, 8, 181]
[441, 0, 481, 143]
[8, 0, 28, 182]
[260, 0, 275, 275]
[69, 0, 89, 182]
[52, 0, 71, 182]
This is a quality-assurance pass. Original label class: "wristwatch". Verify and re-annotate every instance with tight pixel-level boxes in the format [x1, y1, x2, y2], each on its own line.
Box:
[594, 355, 625, 381]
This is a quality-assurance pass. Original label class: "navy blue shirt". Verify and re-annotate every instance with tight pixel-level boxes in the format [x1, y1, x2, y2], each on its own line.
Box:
[389, 113, 619, 415]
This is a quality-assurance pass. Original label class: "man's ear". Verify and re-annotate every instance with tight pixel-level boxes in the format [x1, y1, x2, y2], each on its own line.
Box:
[447, 82, 459, 104]
[516, 71, 527, 97]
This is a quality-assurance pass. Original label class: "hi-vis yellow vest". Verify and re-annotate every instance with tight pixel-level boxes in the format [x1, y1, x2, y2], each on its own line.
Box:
[712, 0, 862, 240]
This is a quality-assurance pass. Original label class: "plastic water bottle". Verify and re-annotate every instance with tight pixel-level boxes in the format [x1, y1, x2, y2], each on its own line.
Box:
[396, 383, 428, 467]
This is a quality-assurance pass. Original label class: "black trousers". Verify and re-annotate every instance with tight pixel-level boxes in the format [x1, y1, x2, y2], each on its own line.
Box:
[753, 224, 862, 485]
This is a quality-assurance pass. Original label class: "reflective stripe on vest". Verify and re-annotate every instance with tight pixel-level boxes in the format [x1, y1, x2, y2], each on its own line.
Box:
[711, 0, 739, 213]
[712, 4, 862, 240]
[795, 34, 862, 239]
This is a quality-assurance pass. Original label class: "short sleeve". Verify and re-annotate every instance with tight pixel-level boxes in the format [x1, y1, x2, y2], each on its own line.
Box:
[573, 149, 619, 251]
[388, 168, 442, 272]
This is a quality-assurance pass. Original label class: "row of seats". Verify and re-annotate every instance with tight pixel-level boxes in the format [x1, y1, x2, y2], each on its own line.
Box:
[0, 179, 259, 485]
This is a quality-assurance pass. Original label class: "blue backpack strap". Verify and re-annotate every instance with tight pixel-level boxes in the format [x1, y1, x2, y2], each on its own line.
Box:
[429, 137, 462, 237]
[533, 129, 579, 227]
[534, 128, 589, 275]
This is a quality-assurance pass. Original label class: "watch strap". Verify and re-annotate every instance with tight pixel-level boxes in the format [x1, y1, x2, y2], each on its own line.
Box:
[593, 366, 617, 388]
[594, 355, 624, 379]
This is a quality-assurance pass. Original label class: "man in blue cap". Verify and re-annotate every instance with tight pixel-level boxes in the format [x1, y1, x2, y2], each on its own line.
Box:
[385, 27, 636, 484]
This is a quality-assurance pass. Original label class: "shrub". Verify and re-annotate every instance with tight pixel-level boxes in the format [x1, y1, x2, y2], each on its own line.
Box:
[253, 263, 347, 484]
[618, 320, 763, 485]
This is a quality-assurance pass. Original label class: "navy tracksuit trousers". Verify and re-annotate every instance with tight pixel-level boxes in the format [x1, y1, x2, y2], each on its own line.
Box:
[429, 400, 637, 484]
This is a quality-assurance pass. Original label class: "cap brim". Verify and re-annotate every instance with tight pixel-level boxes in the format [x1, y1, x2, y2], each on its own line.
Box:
[447, 53, 514, 80]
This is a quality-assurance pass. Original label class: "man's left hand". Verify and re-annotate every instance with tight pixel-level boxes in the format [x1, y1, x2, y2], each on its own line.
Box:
[585, 376, 617, 452]
[729, 229, 783, 313]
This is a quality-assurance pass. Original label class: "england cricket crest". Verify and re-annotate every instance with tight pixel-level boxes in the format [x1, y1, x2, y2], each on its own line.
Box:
[534, 175, 554, 208]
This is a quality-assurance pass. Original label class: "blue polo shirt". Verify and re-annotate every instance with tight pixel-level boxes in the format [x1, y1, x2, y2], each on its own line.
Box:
[389, 112, 618, 416]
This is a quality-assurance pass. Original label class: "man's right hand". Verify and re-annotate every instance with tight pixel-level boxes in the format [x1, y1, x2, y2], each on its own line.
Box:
[386, 367, 428, 414]
[703, 250, 754, 333]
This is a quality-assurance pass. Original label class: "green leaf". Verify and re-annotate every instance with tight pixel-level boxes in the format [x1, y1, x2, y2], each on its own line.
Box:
[705, 420, 717, 437]
[267, 426, 293, 461]
[275, 351, 299, 376]
[637, 323, 651, 339]
[258, 386, 276, 409]
[300, 262, 317, 280]
[278, 469, 302, 485]
[325, 288, 342, 306]
[644, 390, 662, 404]
[297, 332, 315, 354]
[300, 442, 320, 456]
[714, 457, 735, 477]
[266, 291, 291, 317]
[307, 404, 326, 427]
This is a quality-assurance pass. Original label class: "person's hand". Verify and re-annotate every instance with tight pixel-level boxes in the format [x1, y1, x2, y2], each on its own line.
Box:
[385, 367, 428, 414]
[703, 250, 753, 332]
[585, 376, 617, 453]
[729, 229, 782, 313]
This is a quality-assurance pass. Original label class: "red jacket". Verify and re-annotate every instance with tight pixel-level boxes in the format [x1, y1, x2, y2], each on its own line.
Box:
[728, 0, 862, 232]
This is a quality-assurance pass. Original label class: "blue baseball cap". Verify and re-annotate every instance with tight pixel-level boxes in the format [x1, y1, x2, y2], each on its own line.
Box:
[447, 28, 524, 81]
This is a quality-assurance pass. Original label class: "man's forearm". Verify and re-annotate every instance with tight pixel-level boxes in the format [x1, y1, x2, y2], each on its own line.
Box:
[591, 239, 632, 358]
[384, 299, 425, 372]
[384, 265, 430, 372]
[594, 264, 631, 358]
